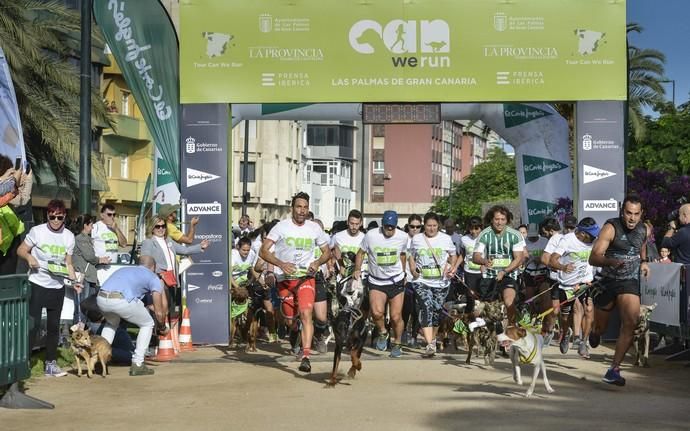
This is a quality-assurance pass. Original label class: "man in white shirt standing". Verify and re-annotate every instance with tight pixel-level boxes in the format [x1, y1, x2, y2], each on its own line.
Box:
[259, 192, 330, 373]
[354, 210, 408, 358]
[92, 204, 127, 285]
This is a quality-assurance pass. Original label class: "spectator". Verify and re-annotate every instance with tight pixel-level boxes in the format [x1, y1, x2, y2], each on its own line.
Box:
[70, 214, 110, 322]
[159, 203, 199, 245]
[96, 255, 168, 376]
[657, 247, 673, 264]
[92, 204, 127, 284]
[661, 204, 690, 265]
[0, 154, 32, 274]
[17, 199, 81, 377]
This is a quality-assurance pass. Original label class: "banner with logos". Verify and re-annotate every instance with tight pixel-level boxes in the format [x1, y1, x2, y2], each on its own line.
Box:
[180, 0, 626, 103]
[180, 104, 230, 345]
[641, 263, 682, 327]
[153, 147, 181, 215]
[0, 47, 26, 164]
[94, 0, 181, 187]
[575, 101, 626, 226]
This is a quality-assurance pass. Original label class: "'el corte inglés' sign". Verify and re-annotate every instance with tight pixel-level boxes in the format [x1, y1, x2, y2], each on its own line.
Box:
[180, 0, 626, 103]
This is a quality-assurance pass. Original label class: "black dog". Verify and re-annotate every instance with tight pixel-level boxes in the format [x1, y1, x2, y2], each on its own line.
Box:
[327, 277, 370, 387]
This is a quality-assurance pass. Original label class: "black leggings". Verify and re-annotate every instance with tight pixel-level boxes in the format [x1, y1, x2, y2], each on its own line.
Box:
[29, 283, 65, 362]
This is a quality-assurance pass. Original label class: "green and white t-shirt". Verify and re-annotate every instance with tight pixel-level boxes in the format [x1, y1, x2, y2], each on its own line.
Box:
[460, 234, 482, 274]
[361, 228, 408, 286]
[231, 248, 257, 286]
[409, 232, 456, 287]
[474, 226, 525, 280]
[25, 223, 75, 289]
[267, 219, 329, 280]
[91, 220, 119, 263]
[332, 230, 366, 275]
[553, 232, 596, 287]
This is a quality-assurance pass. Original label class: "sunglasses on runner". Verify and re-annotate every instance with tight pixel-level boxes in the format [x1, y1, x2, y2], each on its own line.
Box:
[383, 225, 396, 230]
[105, 212, 116, 217]
[154, 224, 166, 229]
[409, 225, 422, 229]
[48, 215, 65, 221]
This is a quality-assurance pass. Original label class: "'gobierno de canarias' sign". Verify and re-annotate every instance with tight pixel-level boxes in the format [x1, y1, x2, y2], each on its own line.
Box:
[180, 0, 626, 103]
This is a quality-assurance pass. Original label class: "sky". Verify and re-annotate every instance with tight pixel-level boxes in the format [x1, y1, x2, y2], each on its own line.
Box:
[628, 0, 690, 108]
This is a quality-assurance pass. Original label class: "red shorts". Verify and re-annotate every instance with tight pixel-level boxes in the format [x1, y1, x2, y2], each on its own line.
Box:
[278, 278, 315, 319]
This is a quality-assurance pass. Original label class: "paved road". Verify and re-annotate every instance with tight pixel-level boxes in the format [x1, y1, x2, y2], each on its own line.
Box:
[3, 341, 689, 431]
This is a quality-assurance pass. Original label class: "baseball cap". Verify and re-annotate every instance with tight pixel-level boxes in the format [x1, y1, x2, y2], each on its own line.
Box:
[382, 210, 398, 227]
[527, 223, 540, 238]
[577, 222, 601, 239]
[158, 203, 180, 219]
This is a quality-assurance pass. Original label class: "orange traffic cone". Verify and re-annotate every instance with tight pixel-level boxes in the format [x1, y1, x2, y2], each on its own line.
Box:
[179, 307, 196, 352]
[170, 316, 181, 354]
[153, 321, 177, 362]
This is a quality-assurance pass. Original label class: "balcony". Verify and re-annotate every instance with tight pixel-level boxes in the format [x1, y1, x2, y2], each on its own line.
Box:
[101, 178, 150, 203]
[105, 114, 150, 142]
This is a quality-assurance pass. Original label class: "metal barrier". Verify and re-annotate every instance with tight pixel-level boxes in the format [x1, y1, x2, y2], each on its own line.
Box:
[0, 274, 52, 409]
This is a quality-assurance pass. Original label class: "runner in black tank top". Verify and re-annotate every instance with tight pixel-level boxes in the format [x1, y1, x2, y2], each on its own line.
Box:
[588, 196, 650, 387]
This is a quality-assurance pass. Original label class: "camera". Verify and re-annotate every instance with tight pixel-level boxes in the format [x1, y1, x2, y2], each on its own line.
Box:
[667, 197, 688, 223]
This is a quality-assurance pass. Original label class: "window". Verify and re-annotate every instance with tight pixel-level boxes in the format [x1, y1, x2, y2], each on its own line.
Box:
[106, 157, 113, 178]
[120, 91, 130, 116]
[372, 160, 384, 173]
[120, 156, 128, 179]
[239, 161, 256, 182]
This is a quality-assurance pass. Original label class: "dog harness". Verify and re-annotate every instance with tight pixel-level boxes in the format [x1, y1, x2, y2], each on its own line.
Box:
[519, 332, 538, 364]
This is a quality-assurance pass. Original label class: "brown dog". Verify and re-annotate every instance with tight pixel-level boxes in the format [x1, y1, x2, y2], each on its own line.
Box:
[632, 303, 657, 367]
[69, 324, 112, 378]
[230, 284, 259, 352]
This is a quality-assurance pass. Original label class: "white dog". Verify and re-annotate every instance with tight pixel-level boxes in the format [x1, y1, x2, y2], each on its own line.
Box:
[497, 326, 555, 398]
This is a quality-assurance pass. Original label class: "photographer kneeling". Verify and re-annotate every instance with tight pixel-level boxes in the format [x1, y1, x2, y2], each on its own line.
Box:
[96, 255, 168, 376]
[661, 204, 690, 265]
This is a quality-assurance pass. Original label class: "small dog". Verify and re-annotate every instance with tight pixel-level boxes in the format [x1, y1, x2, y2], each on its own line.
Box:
[69, 324, 112, 378]
[327, 277, 369, 387]
[230, 284, 259, 352]
[497, 326, 554, 398]
[632, 303, 657, 367]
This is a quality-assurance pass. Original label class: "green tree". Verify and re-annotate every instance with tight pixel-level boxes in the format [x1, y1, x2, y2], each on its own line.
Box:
[0, 0, 108, 187]
[627, 103, 690, 174]
[627, 23, 667, 142]
[432, 148, 518, 222]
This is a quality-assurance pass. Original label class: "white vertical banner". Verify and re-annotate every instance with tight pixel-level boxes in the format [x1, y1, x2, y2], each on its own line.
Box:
[641, 263, 682, 327]
[153, 147, 181, 214]
[0, 47, 26, 164]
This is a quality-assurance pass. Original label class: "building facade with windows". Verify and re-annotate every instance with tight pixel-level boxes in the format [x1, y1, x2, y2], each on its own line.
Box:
[231, 120, 304, 226]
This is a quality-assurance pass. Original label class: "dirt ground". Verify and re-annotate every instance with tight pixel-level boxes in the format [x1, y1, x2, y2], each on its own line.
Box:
[2, 340, 689, 431]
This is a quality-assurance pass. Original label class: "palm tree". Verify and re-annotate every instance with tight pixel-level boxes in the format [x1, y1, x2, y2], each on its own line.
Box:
[627, 23, 667, 142]
[0, 0, 109, 188]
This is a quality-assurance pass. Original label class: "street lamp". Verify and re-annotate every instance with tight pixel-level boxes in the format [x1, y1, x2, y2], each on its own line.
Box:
[661, 79, 676, 107]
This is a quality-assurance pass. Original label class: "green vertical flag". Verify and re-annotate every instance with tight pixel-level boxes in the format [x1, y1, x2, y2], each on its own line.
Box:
[94, 0, 180, 187]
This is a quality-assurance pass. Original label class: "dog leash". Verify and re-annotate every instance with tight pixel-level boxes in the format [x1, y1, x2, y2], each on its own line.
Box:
[533, 281, 597, 322]
[523, 285, 555, 304]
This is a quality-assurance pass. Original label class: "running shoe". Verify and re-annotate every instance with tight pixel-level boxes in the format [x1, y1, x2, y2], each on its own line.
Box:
[578, 340, 590, 359]
[389, 343, 403, 358]
[559, 328, 572, 354]
[44, 360, 68, 377]
[129, 363, 155, 376]
[315, 336, 328, 354]
[421, 343, 436, 358]
[375, 332, 389, 351]
[298, 357, 311, 373]
[602, 367, 625, 386]
[589, 332, 601, 349]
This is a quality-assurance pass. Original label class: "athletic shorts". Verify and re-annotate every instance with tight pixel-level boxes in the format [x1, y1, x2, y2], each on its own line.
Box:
[478, 277, 517, 301]
[278, 278, 316, 319]
[315, 275, 328, 302]
[594, 278, 640, 309]
[367, 279, 405, 300]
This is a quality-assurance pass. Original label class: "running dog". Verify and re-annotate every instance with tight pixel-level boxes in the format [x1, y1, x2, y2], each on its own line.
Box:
[465, 300, 505, 366]
[327, 277, 369, 387]
[69, 324, 112, 378]
[632, 303, 657, 367]
[497, 325, 554, 398]
[230, 284, 259, 352]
